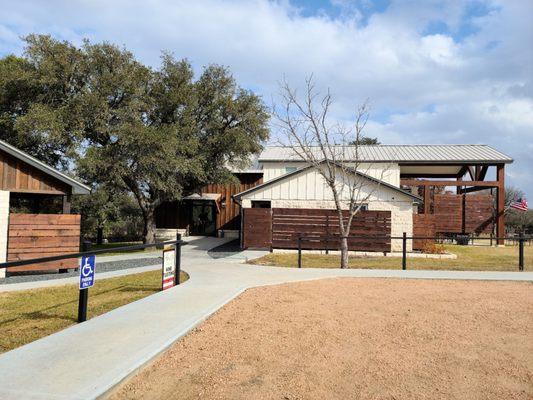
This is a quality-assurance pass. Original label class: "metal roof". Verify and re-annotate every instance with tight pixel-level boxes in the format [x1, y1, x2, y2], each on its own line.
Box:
[0, 139, 91, 195]
[259, 145, 513, 164]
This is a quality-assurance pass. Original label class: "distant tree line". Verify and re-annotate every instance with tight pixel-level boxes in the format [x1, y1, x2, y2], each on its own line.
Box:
[0, 35, 270, 243]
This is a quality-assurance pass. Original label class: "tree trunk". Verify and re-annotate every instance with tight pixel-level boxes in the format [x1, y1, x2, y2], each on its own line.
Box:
[340, 236, 349, 269]
[96, 227, 104, 245]
[143, 209, 157, 244]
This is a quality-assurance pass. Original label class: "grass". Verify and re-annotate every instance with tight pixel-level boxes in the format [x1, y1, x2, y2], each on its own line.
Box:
[249, 244, 533, 271]
[0, 270, 188, 353]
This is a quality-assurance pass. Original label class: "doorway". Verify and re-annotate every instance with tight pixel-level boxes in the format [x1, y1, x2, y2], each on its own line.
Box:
[189, 201, 217, 236]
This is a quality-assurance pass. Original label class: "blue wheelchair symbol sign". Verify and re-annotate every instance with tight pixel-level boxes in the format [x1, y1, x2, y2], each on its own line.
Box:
[79, 255, 96, 289]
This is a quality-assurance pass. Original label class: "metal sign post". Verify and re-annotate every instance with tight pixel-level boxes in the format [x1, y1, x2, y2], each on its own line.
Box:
[78, 254, 96, 322]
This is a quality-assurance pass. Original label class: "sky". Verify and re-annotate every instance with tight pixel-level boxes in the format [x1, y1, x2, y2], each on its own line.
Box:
[1, 0, 532, 197]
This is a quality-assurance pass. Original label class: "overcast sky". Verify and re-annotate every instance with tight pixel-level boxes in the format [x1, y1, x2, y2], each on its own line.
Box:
[1, 0, 532, 197]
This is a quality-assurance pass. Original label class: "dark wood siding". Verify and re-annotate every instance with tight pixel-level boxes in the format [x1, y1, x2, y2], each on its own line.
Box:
[434, 194, 463, 233]
[155, 173, 263, 231]
[271, 208, 391, 252]
[465, 194, 494, 234]
[7, 213, 81, 272]
[0, 150, 70, 194]
[242, 208, 272, 249]
[412, 214, 436, 250]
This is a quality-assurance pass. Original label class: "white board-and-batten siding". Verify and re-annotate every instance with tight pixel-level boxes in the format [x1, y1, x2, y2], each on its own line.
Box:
[262, 162, 401, 187]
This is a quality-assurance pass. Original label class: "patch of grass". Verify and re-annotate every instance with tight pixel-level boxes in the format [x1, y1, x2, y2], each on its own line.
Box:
[249, 245, 532, 271]
[0, 270, 188, 353]
[90, 241, 155, 256]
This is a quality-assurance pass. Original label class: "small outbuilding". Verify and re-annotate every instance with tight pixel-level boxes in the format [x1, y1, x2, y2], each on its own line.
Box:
[0, 140, 90, 276]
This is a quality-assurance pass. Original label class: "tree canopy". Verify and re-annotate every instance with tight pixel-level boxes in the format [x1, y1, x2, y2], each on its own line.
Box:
[0, 35, 270, 242]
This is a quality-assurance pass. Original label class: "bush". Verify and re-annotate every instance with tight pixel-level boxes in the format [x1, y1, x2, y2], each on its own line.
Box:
[420, 241, 446, 254]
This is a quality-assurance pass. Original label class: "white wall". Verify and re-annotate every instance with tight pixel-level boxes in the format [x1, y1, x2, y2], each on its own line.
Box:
[262, 161, 400, 187]
[0, 190, 9, 278]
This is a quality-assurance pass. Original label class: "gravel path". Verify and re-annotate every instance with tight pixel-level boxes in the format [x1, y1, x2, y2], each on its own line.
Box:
[0, 257, 162, 285]
[109, 278, 533, 400]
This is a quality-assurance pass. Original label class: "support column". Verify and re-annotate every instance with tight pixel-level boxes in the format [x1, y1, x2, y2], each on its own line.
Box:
[62, 192, 72, 214]
[496, 164, 505, 245]
[423, 185, 431, 214]
[0, 190, 10, 279]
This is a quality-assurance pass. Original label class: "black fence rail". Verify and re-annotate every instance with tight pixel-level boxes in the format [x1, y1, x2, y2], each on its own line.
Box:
[295, 233, 530, 271]
[0, 234, 184, 323]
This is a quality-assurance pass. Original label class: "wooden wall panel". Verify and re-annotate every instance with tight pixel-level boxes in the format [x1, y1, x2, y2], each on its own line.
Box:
[242, 208, 272, 249]
[412, 214, 436, 250]
[7, 213, 81, 272]
[465, 194, 494, 234]
[271, 209, 391, 252]
[434, 194, 463, 233]
[0, 150, 70, 194]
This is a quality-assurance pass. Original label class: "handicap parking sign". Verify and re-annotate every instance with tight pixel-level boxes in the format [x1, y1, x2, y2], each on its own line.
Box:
[79, 255, 96, 289]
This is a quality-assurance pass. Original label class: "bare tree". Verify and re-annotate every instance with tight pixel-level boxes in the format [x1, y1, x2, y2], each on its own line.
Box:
[273, 77, 391, 269]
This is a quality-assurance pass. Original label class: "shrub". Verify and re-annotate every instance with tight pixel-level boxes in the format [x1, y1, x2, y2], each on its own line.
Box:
[420, 241, 446, 254]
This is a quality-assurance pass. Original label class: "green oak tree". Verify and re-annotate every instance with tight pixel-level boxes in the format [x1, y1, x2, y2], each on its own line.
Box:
[1, 35, 269, 243]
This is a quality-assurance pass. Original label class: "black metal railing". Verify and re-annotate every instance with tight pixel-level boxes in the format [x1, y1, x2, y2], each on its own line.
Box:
[0, 234, 184, 323]
[294, 233, 530, 271]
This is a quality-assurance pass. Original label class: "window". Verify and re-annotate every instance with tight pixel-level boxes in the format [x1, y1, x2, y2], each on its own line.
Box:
[285, 166, 297, 174]
[251, 200, 271, 208]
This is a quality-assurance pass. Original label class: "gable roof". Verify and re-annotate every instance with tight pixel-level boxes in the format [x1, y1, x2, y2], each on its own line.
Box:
[233, 161, 422, 202]
[0, 139, 91, 195]
[259, 145, 513, 164]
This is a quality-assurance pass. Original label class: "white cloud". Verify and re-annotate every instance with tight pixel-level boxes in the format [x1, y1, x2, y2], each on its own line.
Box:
[0, 0, 531, 196]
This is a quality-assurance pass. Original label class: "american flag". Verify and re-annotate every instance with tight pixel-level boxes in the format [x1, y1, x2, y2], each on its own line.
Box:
[510, 198, 528, 212]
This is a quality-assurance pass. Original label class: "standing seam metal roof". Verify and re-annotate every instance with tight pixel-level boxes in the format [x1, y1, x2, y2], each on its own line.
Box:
[259, 145, 513, 164]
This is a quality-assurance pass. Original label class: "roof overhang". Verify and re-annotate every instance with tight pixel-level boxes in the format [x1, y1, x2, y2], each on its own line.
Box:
[182, 193, 221, 201]
[0, 139, 91, 195]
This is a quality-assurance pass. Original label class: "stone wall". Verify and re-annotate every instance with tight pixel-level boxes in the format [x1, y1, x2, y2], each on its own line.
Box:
[0, 190, 9, 278]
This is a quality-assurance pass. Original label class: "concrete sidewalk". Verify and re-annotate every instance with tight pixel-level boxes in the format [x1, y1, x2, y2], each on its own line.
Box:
[0, 236, 531, 400]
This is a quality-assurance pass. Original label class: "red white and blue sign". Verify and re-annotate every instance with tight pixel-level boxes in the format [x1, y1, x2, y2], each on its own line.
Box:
[162, 249, 176, 290]
[79, 255, 96, 289]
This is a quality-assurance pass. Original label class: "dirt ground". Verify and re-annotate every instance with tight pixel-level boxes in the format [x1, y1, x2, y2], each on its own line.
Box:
[109, 278, 533, 400]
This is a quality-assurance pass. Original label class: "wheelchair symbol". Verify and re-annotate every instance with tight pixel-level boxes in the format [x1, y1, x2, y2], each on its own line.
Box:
[81, 258, 93, 277]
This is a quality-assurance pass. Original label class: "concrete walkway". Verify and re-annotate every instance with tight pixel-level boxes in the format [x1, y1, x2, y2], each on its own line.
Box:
[0, 237, 531, 400]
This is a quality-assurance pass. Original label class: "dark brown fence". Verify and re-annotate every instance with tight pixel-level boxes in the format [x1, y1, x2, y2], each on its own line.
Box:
[412, 214, 436, 250]
[242, 208, 272, 249]
[272, 208, 391, 252]
[465, 194, 494, 234]
[7, 213, 81, 272]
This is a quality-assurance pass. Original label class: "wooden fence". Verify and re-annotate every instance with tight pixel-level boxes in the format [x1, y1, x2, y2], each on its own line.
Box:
[7, 213, 81, 272]
[271, 208, 391, 252]
[242, 208, 272, 249]
[412, 214, 436, 250]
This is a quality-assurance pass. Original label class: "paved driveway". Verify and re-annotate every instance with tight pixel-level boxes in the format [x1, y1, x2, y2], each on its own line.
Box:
[0, 237, 531, 400]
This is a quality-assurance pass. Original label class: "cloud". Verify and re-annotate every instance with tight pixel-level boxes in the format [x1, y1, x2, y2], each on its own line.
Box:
[0, 0, 532, 196]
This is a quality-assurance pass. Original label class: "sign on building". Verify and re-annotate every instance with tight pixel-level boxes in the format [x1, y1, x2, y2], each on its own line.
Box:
[162, 249, 176, 290]
[79, 255, 96, 289]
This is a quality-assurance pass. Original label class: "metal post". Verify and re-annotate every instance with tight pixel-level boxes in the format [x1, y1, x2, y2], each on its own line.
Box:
[325, 215, 329, 255]
[519, 233, 524, 272]
[298, 235, 302, 269]
[175, 233, 182, 284]
[402, 232, 407, 270]
[78, 241, 91, 323]
[490, 233, 493, 247]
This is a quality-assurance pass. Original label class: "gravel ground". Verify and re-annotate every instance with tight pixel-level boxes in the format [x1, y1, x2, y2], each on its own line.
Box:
[0, 257, 162, 285]
[109, 278, 533, 400]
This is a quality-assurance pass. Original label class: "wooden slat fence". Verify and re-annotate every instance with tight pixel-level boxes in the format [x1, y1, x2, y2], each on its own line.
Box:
[242, 208, 272, 249]
[272, 209, 391, 252]
[412, 214, 436, 251]
[7, 213, 81, 272]
[465, 194, 494, 234]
